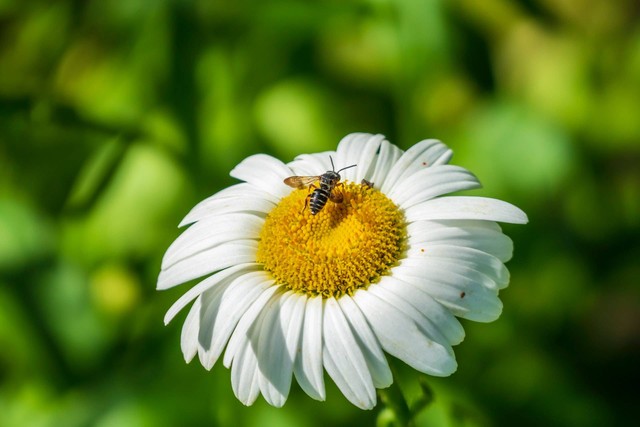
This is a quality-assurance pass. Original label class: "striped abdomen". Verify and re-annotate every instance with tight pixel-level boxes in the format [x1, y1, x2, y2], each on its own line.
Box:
[309, 186, 331, 215]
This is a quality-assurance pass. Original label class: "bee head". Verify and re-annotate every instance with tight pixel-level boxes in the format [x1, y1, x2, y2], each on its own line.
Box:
[328, 156, 357, 184]
[324, 171, 341, 185]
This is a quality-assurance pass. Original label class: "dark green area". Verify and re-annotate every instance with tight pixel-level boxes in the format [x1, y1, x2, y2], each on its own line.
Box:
[1, 0, 638, 426]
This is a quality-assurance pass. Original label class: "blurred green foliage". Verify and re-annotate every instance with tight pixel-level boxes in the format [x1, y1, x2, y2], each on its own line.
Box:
[1, 0, 639, 426]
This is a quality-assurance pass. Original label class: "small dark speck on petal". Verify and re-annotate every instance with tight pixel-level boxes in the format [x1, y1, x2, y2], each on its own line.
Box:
[460, 292, 466, 298]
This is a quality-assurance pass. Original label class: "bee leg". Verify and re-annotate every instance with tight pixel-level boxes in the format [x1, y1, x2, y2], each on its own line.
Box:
[301, 197, 308, 214]
[301, 190, 314, 214]
[361, 179, 374, 188]
[329, 181, 345, 204]
[329, 190, 344, 204]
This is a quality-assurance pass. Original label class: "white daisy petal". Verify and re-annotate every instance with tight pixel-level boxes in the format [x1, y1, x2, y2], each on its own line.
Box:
[198, 282, 240, 369]
[202, 182, 276, 200]
[406, 244, 510, 289]
[353, 288, 458, 376]
[230, 153, 293, 199]
[164, 263, 260, 325]
[223, 285, 282, 368]
[375, 276, 465, 346]
[157, 240, 257, 290]
[256, 293, 289, 406]
[181, 197, 273, 223]
[257, 292, 306, 407]
[368, 139, 403, 188]
[381, 139, 451, 193]
[323, 298, 377, 410]
[196, 273, 274, 370]
[407, 220, 514, 262]
[202, 271, 275, 369]
[366, 281, 452, 349]
[399, 257, 503, 293]
[430, 146, 453, 166]
[389, 165, 481, 208]
[231, 290, 284, 406]
[405, 196, 529, 224]
[392, 260, 503, 322]
[335, 133, 373, 182]
[180, 296, 202, 363]
[355, 135, 387, 184]
[337, 295, 392, 388]
[288, 151, 336, 176]
[162, 213, 263, 270]
[179, 183, 278, 226]
[231, 323, 262, 406]
[294, 296, 326, 401]
[335, 133, 386, 183]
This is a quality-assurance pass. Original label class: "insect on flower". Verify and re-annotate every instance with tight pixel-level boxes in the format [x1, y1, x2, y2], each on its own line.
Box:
[283, 156, 356, 215]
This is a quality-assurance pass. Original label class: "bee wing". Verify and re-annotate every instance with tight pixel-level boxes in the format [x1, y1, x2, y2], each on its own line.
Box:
[283, 175, 319, 189]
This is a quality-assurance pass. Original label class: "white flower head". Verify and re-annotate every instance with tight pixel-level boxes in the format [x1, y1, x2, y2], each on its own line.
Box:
[158, 133, 527, 409]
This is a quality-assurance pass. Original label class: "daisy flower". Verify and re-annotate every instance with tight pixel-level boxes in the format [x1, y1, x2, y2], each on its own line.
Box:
[158, 133, 527, 409]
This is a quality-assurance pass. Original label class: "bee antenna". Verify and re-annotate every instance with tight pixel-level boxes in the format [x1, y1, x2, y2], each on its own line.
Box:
[336, 163, 357, 173]
[329, 155, 336, 172]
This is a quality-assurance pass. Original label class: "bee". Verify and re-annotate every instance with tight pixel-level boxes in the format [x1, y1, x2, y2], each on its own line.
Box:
[284, 157, 357, 215]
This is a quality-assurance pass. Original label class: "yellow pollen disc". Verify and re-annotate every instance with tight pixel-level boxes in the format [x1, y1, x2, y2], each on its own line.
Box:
[257, 182, 406, 298]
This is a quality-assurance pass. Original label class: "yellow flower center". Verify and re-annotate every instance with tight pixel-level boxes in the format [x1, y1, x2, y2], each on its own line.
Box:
[257, 182, 406, 297]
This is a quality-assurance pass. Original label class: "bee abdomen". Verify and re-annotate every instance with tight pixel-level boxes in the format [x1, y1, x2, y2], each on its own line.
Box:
[309, 188, 330, 215]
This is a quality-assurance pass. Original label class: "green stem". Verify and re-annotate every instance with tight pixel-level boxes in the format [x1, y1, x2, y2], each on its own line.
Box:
[377, 378, 412, 427]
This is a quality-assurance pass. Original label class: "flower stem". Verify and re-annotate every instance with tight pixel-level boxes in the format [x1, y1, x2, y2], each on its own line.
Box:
[377, 379, 412, 427]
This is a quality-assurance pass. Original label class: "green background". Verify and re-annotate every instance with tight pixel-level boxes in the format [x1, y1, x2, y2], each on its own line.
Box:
[1, 0, 638, 426]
